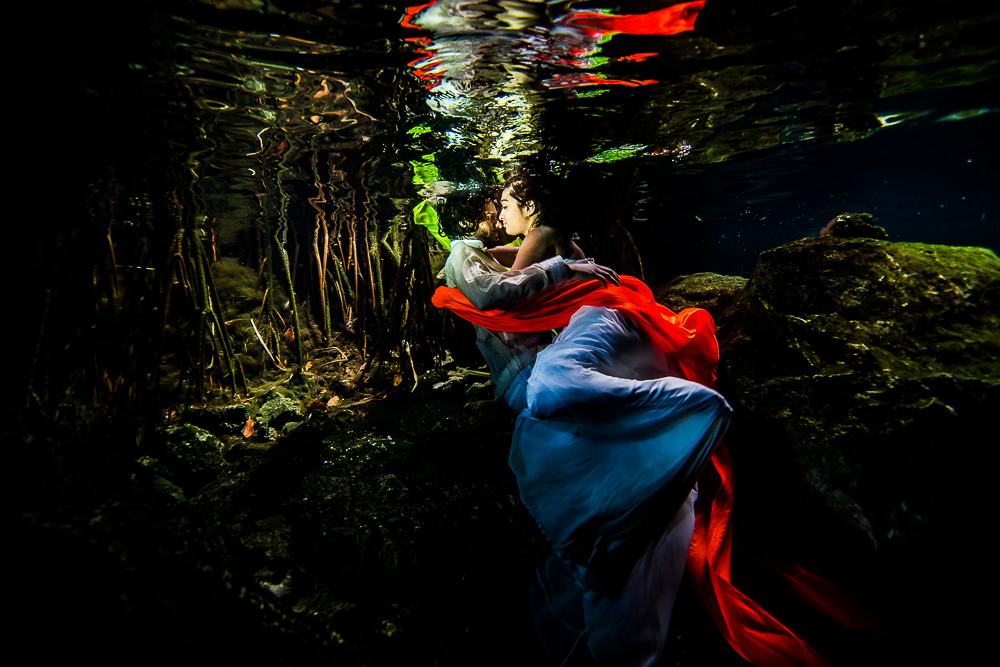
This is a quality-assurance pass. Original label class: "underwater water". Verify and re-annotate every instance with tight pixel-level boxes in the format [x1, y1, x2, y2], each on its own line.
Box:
[18, 3, 995, 663]
[68, 0, 997, 280]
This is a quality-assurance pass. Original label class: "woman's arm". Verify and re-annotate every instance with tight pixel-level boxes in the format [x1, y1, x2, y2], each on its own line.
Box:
[487, 245, 520, 267]
[560, 239, 586, 261]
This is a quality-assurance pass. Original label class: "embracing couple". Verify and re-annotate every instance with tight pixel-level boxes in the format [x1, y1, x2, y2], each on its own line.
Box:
[433, 172, 849, 667]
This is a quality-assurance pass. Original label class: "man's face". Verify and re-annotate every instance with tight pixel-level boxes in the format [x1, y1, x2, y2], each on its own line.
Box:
[475, 200, 512, 247]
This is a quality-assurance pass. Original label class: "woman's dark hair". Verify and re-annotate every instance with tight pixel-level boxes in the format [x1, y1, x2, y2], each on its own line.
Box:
[437, 187, 499, 240]
[504, 170, 570, 231]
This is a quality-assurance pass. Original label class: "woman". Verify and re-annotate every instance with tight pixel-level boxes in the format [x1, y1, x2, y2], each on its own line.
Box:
[435, 180, 731, 665]
[489, 173, 586, 270]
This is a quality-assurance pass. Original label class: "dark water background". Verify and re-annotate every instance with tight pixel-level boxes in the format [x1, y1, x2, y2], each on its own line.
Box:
[65, 0, 997, 280]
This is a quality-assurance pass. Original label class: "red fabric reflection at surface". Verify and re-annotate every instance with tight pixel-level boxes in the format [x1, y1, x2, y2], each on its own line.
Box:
[545, 73, 658, 88]
[401, 1, 439, 30]
[567, 0, 705, 36]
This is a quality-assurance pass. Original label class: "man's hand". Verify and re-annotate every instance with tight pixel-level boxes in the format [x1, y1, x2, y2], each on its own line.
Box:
[569, 261, 620, 288]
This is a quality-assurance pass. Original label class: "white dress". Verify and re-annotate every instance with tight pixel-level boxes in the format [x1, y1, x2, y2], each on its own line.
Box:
[440, 243, 731, 664]
[509, 305, 731, 665]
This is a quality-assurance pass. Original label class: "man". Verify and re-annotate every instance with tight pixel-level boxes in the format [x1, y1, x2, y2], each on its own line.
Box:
[441, 190, 618, 409]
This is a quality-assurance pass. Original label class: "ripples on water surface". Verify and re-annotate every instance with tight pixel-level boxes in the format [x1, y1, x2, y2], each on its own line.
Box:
[72, 0, 997, 277]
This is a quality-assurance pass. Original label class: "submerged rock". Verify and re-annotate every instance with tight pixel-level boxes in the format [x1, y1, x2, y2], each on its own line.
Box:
[715, 236, 998, 654]
[257, 393, 304, 432]
[158, 422, 227, 493]
[652, 272, 748, 322]
[819, 212, 890, 240]
[185, 403, 251, 435]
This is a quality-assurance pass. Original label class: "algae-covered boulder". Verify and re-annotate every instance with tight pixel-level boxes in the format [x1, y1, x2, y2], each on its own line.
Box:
[716, 236, 998, 648]
[652, 272, 748, 322]
[258, 394, 304, 432]
[185, 403, 252, 435]
[819, 212, 890, 240]
[159, 422, 227, 493]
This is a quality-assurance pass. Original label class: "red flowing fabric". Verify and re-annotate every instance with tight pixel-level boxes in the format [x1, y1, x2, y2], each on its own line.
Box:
[689, 446, 834, 667]
[432, 276, 720, 385]
[433, 277, 876, 667]
[741, 537, 894, 636]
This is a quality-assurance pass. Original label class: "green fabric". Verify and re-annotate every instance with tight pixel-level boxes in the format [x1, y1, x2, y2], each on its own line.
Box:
[413, 199, 451, 251]
[410, 153, 440, 184]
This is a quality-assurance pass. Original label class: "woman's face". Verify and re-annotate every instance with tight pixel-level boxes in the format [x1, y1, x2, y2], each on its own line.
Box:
[499, 185, 535, 237]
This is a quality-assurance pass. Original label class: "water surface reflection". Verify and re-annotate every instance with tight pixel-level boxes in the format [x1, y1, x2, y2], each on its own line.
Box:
[49, 0, 997, 406]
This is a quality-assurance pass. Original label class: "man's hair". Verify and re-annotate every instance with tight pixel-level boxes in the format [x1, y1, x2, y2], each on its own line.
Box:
[437, 187, 499, 240]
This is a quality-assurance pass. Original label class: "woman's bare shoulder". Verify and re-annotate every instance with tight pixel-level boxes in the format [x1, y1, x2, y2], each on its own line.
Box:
[531, 226, 584, 260]
[523, 226, 561, 242]
[510, 226, 563, 270]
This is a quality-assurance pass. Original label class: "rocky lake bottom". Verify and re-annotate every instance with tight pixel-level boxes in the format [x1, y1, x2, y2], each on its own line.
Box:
[12, 233, 996, 665]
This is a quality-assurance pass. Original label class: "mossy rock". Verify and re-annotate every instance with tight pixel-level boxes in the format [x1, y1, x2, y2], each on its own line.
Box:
[257, 395, 304, 431]
[721, 238, 1000, 385]
[822, 212, 890, 240]
[652, 272, 748, 322]
[159, 423, 228, 492]
[716, 236, 999, 603]
[185, 403, 251, 436]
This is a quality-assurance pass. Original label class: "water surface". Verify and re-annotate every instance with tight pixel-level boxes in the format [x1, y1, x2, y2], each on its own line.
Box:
[69, 0, 997, 278]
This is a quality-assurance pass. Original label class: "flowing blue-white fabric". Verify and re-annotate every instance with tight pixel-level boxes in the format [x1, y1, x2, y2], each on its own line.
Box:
[508, 306, 731, 665]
